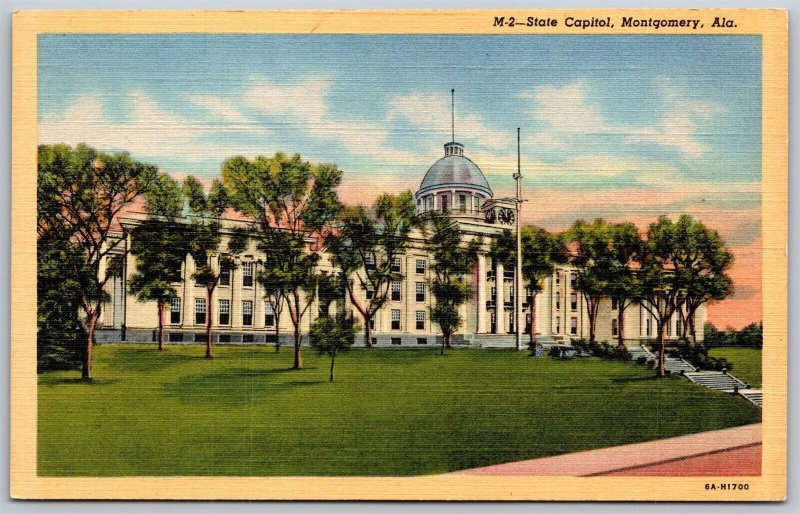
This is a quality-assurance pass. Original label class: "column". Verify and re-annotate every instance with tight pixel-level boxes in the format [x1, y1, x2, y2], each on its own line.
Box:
[496, 262, 505, 334]
[476, 253, 486, 333]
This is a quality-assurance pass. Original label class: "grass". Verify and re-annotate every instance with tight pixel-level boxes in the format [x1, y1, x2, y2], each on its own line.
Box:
[708, 347, 762, 388]
[38, 345, 761, 476]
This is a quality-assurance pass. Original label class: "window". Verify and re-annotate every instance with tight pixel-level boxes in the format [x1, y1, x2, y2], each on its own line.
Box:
[612, 318, 618, 336]
[391, 257, 402, 273]
[570, 317, 578, 335]
[611, 297, 618, 310]
[556, 272, 561, 285]
[391, 309, 401, 330]
[195, 298, 206, 325]
[491, 286, 497, 300]
[570, 272, 578, 287]
[441, 195, 449, 212]
[365, 255, 376, 270]
[242, 334, 254, 343]
[169, 332, 184, 343]
[265, 301, 275, 327]
[219, 334, 231, 343]
[427, 197, 433, 211]
[416, 282, 425, 302]
[509, 312, 514, 333]
[556, 292, 561, 310]
[391, 337, 402, 345]
[556, 316, 561, 334]
[242, 261, 254, 288]
[170, 297, 181, 324]
[417, 338, 428, 345]
[366, 287, 374, 300]
[646, 318, 652, 337]
[195, 333, 208, 343]
[570, 292, 578, 311]
[218, 299, 230, 326]
[219, 256, 231, 286]
[459, 194, 466, 213]
[391, 281, 401, 301]
[666, 319, 672, 337]
[369, 314, 375, 330]
[416, 311, 425, 330]
[676, 316, 683, 337]
[242, 300, 253, 326]
[416, 259, 426, 274]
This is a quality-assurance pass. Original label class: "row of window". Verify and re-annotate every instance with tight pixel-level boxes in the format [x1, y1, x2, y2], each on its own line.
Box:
[170, 298, 276, 327]
[371, 282, 426, 302]
[365, 256, 427, 274]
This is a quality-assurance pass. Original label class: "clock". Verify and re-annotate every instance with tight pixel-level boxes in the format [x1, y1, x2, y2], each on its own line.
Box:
[498, 208, 515, 225]
[484, 209, 497, 224]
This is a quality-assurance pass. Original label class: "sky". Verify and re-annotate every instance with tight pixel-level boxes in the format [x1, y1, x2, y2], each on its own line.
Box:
[38, 34, 762, 329]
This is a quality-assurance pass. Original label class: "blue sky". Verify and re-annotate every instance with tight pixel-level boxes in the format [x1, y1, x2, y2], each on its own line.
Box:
[38, 34, 761, 227]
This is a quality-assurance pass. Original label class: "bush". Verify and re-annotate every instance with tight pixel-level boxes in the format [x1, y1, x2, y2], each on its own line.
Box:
[613, 345, 632, 361]
[646, 359, 656, 369]
[636, 356, 647, 365]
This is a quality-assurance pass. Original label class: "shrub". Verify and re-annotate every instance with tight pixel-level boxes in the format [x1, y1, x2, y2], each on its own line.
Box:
[646, 359, 656, 369]
[613, 346, 632, 361]
[636, 356, 647, 365]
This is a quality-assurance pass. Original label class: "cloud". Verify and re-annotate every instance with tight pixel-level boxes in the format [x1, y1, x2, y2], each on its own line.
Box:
[521, 81, 615, 135]
[244, 77, 417, 163]
[39, 91, 270, 163]
[188, 94, 269, 135]
[388, 92, 512, 151]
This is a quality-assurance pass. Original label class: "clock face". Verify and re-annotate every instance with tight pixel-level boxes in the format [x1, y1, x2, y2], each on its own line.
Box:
[498, 208, 515, 225]
[484, 209, 497, 224]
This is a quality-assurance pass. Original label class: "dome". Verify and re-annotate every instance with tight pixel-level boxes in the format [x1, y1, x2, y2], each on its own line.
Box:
[416, 143, 493, 198]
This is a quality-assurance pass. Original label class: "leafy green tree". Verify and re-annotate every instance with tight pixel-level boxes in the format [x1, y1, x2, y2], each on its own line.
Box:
[309, 312, 359, 382]
[490, 227, 567, 346]
[601, 223, 643, 347]
[129, 174, 188, 351]
[221, 152, 343, 369]
[736, 322, 763, 348]
[678, 223, 734, 343]
[568, 219, 615, 343]
[182, 176, 241, 359]
[37, 143, 158, 380]
[327, 192, 416, 347]
[424, 212, 479, 354]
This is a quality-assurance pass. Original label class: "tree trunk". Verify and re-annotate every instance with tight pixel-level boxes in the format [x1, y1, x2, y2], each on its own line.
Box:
[157, 299, 165, 351]
[364, 318, 372, 348]
[529, 290, 537, 347]
[617, 305, 625, 347]
[274, 322, 281, 353]
[657, 320, 667, 378]
[689, 311, 697, 344]
[588, 298, 598, 343]
[83, 309, 99, 381]
[329, 351, 336, 382]
[205, 285, 213, 359]
[291, 292, 303, 369]
[441, 332, 449, 355]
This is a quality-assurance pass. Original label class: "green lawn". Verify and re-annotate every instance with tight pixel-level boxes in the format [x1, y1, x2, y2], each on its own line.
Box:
[709, 347, 762, 388]
[38, 345, 761, 476]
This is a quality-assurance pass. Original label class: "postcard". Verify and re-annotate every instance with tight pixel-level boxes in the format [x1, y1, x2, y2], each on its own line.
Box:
[11, 9, 787, 501]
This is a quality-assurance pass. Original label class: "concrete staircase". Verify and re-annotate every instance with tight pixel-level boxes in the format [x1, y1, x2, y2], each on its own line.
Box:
[663, 357, 696, 374]
[684, 371, 747, 392]
[738, 389, 763, 407]
[628, 345, 655, 361]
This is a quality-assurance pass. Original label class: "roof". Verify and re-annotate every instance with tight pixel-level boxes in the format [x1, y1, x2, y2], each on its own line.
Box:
[417, 154, 493, 198]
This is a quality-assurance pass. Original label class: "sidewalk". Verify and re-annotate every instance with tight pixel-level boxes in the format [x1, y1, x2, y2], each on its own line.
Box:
[453, 423, 761, 476]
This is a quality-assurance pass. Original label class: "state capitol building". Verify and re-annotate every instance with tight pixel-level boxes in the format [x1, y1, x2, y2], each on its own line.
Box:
[97, 137, 704, 349]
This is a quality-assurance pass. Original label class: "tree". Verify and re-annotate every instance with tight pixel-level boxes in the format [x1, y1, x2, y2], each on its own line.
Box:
[37, 143, 158, 380]
[309, 312, 359, 382]
[222, 152, 343, 369]
[736, 322, 763, 348]
[568, 219, 614, 343]
[424, 212, 479, 354]
[182, 176, 241, 359]
[601, 223, 643, 347]
[678, 223, 734, 343]
[639, 215, 724, 377]
[490, 227, 567, 347]
[129, 174, 188, 351]
[327, 193, 416, 348]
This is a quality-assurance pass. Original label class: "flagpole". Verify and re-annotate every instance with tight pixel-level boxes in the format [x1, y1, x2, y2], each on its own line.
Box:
[515, 128, 523, 351]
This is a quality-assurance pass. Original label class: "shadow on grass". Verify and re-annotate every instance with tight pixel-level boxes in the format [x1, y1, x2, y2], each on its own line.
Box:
[162, 367, 325, 404]
[39, 377, 120, 387]
[103, 346, 210, 373]
[609, 374, 661, 384]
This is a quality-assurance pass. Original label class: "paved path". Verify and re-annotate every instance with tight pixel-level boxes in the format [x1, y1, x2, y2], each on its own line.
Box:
[454, 423, 761, 476]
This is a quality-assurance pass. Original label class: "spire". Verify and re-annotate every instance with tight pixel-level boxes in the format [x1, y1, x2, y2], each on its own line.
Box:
[451, 88, 455, 142]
